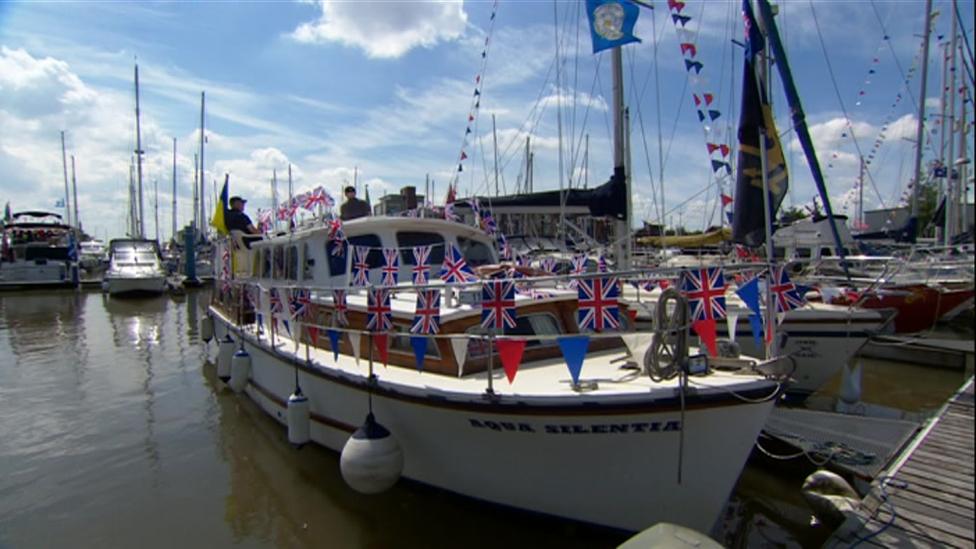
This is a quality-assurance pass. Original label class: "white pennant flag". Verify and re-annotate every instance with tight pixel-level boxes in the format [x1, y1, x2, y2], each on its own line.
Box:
[620, 333, 653, 365]
[349, 332, 362, 366]
[451, 337, 469, 377]
[726, 312, 740, 343]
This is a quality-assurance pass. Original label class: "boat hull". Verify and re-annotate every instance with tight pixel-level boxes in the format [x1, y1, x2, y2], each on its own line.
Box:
[210, 310, 776, 533]
[105, 275, 167, 296]
[0, 260, 77, 290]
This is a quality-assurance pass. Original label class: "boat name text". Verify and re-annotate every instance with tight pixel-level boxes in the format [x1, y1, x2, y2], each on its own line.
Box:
[468, 418, 681, 434]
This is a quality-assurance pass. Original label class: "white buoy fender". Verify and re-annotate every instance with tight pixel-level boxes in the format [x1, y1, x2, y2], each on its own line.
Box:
[287, 389, 311, 447]
[340, 413, 404, 494]
[801, 469, 861, 526]
[229, 348, 251, 393]
[200, 316, 214, 343]
[217, 334, 234, 382]
[839, 360, 863, 405]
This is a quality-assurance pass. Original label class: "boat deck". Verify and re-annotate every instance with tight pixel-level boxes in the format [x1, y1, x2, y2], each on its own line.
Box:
[825, 377, 975, 548]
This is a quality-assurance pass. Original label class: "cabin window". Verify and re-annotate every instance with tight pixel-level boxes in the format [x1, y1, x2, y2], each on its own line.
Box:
[795, 248, 812, 259]
[457, 237, 494, 267]
[325, 240, 346, 276]
[773, 247, 786, 259]
[389, 325, 441, 358]
[820, 247, 833, 257]
[302, 242, 314, 280]
[396, 232, 445, 266]
[465, 312, 561, 357]
[261, 249, 272, 278]
[286, 245, 299, 280]
[348, 235, 384, 268]
[273, 246, 285, 279]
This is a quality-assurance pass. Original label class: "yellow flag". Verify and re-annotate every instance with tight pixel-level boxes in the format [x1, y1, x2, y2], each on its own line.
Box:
[210, 177, 229, 236]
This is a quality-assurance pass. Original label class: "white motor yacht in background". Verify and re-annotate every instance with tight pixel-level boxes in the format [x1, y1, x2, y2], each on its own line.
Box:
[0, 210, 79, 289]
[104, 239, 167, 296]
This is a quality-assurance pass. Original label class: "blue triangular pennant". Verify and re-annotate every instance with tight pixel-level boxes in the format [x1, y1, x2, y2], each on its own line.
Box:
[327, 329, 341, 361]
[735, 276, 762, 315]
[697, 110, 706, 122]
[708, 109, 721, 121]
[684, 59, 703, 73]
[748, 313, 764, 348]
[672, 14, 691, 26]
[410, 336, 428, 372]
[558, 335, 590, 385]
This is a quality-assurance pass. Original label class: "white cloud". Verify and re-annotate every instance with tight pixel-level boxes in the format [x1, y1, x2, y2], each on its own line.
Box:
[291, 1, 468, 59]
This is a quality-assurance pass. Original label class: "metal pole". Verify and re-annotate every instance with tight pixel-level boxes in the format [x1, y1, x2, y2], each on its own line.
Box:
[199, 92, 206, 237]
[910, 0, 933, 219]
[70, 155, 80, 231]
[938, 42, 949, 244]
[172, 138, 177, 243]
[60, 131, 71, 226]
[134, 64, 145, 239]
[492, 114, 500, 196]
[957, 84, 970, 234]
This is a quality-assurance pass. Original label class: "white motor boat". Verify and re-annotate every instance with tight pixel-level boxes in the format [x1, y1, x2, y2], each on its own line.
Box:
[207, 216, 783, 533]
[0, 211, 79, 289]
[104, 239, 167, 296]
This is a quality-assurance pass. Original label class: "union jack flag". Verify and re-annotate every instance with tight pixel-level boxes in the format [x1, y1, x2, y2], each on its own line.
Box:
[257, 209, 273, 233]
[479, 210, 497, 235]
[332, 289, 348, 326]
[569, 255, 587, 288]
[269, 287, 284, 314]
[481, 280, 517, 330]
[289, 288, 312, 320]
[381, 248, 399, 287]
[770, 265, 807, 313]
[597, 255, 609, 273]
[440, 242, 476, 284]
[412, 245, 431, 285]
[366, 288, 393, 332]
[577, 277, 620, 332]
[295, 192, 311, 211]
[539, 257, 557, 274]
[328, 219, 346, 257]
[680, 267, 728, 322]
[444, 202, 459, 221]
[411, 289, 441, 334]
[497, 234, 512, 261]
[220, 247, 232, 295]
[352, 246, 370, 286]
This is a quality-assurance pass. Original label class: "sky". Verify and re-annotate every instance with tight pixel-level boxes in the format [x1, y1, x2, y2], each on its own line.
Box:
[0, 0, 973, 241]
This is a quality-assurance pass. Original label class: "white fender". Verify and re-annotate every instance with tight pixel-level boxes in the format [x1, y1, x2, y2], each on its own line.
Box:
[216, 334, 234, 382]
[287, 389, 311, 447]
[340, 413, 403, 494]
[229, 348, 251, 393]
[200, 315, 214, 343]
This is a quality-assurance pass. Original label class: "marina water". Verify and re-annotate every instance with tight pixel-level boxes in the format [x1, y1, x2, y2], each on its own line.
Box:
[1, 289, 969, 547]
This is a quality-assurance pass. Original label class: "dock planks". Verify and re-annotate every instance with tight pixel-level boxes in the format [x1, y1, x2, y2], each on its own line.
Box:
[826, 377, 974, 548]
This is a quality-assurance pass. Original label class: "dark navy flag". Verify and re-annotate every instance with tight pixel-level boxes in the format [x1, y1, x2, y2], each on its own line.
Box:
[586, 0, 642, 54]
[732, 0, 789, 247]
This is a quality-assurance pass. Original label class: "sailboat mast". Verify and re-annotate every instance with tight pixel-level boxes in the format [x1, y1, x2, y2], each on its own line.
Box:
[153, 178, 159, 244]
[910, 0, 934, 220]
[134, 64, 145, 239]
[71, 155, 80, 231]
[128, 159, 137, 237]
[198, 92, 206, 240]
[192, 153, 199, 232]
[60, 131, 71, 226]
[611, 47, 631, 269]
[172, 138, 177, 242]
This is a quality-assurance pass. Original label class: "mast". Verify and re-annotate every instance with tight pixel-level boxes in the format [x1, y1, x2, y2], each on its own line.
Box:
[755, 0, 849, 271]
[611, 47, 630, 269]
[128, 159, 137, 237]
[60, 131, 71, 226]
[134, 63, 145, 239]
[198, 92, 206, 241]
[492, 114, 500, 196]
[192, 153, 199, 233]
[153, 178, 159, 244]
[172, 138, 177, 243]
[554, 0, 566, 240]
[910, 0, 934, 224]
[70, 155, 80, 231]
[956, 83, 969, 236]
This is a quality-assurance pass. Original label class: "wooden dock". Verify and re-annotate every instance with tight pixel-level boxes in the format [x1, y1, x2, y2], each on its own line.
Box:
[826, 377, 974, 548]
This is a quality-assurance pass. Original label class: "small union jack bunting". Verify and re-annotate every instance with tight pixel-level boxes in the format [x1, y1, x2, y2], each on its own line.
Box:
[770, 265, 806, 313]
[440, 242, 476, 284]
[680, 267, 727, 322]
[352, 246, 370, 286]
[332, 289, 348, 327]
[412, 245, 431, 285]
[481, 279, 517, 330]
[577, 277, 620, 332]
[366, 288, 392, 332]
[381, 248, 399, 287]
[289, 288, 312, 320]
[411, 289, 441, 334]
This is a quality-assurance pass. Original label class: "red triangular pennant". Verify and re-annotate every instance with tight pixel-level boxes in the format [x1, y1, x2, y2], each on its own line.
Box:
[373, 333, 388, 366]
[460, 151, 468, 161]
[497, 339, 527, 383]
[680, 43, 697, 57]
[668, 0, 685, 12]
[692, 319, 718, 357]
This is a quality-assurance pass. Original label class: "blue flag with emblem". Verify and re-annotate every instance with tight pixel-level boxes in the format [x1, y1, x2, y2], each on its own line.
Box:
[586, 0, 642, 54]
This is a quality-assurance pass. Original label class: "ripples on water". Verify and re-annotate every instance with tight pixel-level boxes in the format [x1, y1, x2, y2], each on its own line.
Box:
[0, 290, 969, 548]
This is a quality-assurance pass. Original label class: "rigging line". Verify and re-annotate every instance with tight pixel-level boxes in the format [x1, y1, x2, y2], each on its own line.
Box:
[566, 64, 603, 190]
[570, 0, 582, 189]
[808, 0, 888, 209]
[953, 0, 975, 88]
[628, 49, 663, 227]
[868, 0, 921, 116]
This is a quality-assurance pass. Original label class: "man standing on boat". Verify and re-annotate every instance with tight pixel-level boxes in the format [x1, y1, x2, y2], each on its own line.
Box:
[340, 186, 371, 220]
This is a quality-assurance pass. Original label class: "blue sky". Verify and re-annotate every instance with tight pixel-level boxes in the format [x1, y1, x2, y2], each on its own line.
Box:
[1, 0, 973, 241]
